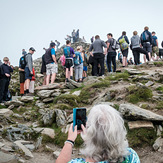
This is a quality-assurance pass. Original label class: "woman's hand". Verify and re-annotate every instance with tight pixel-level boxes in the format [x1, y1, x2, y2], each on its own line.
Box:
[67, 123, 77, 142]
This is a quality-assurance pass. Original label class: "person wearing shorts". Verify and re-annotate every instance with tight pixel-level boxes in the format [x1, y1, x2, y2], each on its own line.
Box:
[44, 42, 58, 85]
[151, 31, 159, 61]
[24, 47, 35, 95]
[118, 31, 130, 67]
[64, 40, 75, 82]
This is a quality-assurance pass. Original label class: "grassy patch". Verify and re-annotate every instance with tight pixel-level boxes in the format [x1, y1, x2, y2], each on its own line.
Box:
[105, 71, 130, 81]
[126, 125, 157, 147]
[140, 104, 149, 110]
[54, 94, 80, 107]
[126, 86, 153, 104]
[50, 103, 72, 110]
[153, 62, 163, 66]
[156, 86, 163, 93]
[156, 101, 163, 110]
[70, 86, 84, 94]
[0, 104, 6, 109]
[12, 107, 27, 115]
[79, 80, 110, 103]
[113, 104, 119, 111]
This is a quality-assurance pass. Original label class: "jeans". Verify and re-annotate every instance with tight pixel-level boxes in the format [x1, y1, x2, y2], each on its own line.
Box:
[107, 52, 117, 72]
[93, 53, 105, 76]
[0, 77, 10, 102]
[132, 47, 149, 65]
[75, 63, 83, 80]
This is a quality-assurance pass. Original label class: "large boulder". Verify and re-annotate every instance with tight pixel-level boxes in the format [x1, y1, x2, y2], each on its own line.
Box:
[0, 109, 13, 117]
[55, 109, 67, 126]
[42, 110, 55, 126]
[5, 100, 24, 107]
[20, 96, 34, 102]
[0, 151, 18, 163]
[119, 104, 163, 121]
[37, 90, 55, 99]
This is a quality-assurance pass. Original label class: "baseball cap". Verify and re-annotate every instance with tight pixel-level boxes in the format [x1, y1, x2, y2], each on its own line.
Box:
[29, 47, 36, 51]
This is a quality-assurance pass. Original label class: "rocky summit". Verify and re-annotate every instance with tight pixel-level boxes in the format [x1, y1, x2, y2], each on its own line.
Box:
[0, 42, 163, 163]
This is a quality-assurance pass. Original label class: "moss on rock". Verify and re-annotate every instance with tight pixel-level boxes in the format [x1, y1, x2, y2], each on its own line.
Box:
[54, 94, 80, 107]
[126, 86, 153, 104]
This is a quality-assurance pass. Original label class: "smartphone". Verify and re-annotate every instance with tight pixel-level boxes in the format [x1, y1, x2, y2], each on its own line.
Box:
[73, 108, 86, 131]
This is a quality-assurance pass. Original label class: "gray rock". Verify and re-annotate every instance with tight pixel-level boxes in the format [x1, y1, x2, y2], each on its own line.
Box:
[42, 110, 55, 126]
[0, 151, 18, 163]
[35, 101, 45, 109]
[12, 113, 23, 119]
[0, 142, 5, 148]
[0, 109, 13, 117]
[43, 97, 54, 103]
[14, 140, 34, 159]
[24, 144, 35, 151]
[145, 81, 154, 87]
[128, 121, 154, 130]
[8, 104, 15, 110]
[37, 90, 55, 98]
[5, 99, 24, 107]
[20, 96, 34, 102]
[51, 92, 61, 97]
[65, 82, 76, 89]
[153, 137, 163, 151]
[35, 83, 61, 91]
[69, 79, 82, 88]
[53, 150, 61, 159]
[119, 104, 163, 121]
[55, 109, 67, 126]
[72, 90, 81, 96]
[67, 114, 73, 124]
[41, 128, 55, 139]
[122, 68, 144, 75]
[35, 136, 42, 149]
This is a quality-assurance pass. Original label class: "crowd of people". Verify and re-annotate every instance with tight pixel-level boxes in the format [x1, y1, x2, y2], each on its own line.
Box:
[0, 26, 163, 98]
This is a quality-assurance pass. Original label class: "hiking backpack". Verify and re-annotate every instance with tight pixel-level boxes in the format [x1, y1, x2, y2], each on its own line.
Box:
[60, 55, 66, 66]
[141, 31, 150, 42]
[19, 55, 27, 69]
[111, 39, 119, 50]
[74, 52, 82, 65]
[119, 37, 129, 50]
[64, 47, 71, 58]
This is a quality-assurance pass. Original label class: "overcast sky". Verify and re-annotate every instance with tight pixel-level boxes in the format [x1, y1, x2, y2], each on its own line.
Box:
[0, 0, 163, 66]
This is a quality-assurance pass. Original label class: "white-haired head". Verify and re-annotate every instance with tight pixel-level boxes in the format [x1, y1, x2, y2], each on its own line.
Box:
[81, 104, 129, 162]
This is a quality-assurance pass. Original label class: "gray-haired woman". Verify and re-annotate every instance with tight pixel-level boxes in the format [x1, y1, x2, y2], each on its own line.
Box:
[56, 104, 140, 163]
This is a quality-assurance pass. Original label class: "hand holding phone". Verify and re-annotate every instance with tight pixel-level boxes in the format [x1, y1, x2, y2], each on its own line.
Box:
[73, 108, 86, 131]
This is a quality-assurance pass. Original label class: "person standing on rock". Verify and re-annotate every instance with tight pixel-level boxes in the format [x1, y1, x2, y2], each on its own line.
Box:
[74, 46, 83, 82]
[89, 35, 107, 76]
[151, 31, 159, 61]
[55, 40, 60, 51]
[24, 47, 35, 96]
[118, 31, 130, 67]
[44, 42, 58, 85]
[0, 57, 13, 103]
[64, 40, 75, 82]
[107, 33, 117, 73]
[72, 29, 76, 43]
[131, 31, 149, 65]
[41, 48, 47, 85]
[140, 26, 152, 63]
[19, 49, 27, 96]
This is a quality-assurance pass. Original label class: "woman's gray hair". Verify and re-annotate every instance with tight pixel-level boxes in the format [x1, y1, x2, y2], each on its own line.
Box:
[81, 104, 129, 162]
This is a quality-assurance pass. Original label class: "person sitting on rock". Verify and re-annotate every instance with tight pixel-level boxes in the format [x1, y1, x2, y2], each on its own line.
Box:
[56, 104, 140, 163]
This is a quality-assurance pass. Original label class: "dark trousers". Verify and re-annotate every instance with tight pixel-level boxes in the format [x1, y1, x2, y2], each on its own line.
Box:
[0, 77, 10, 102]
[132, 47, 149, 65]
[107, 52, 116, 72]
[93, 53, 105, 76]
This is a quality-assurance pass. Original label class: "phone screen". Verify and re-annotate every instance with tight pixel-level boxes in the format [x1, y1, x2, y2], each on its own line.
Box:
[76, 108, 86, 130]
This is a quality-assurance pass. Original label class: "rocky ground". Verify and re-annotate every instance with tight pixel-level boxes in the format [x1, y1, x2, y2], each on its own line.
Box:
[0, 43, 163, 163]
